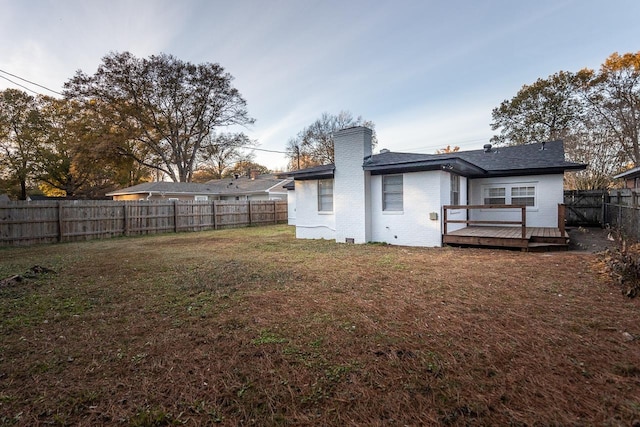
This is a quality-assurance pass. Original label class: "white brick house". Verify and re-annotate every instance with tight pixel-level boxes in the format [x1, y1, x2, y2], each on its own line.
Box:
[287, 126, 586, 248]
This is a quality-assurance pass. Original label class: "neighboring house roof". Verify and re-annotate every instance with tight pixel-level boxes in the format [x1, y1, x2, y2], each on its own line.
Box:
[205, 174, 291, 195]
[106, 174, 292, 197]
[287, 140, 586, 180]
[106, 181, 215, 197]
[613, 166, 640, 180]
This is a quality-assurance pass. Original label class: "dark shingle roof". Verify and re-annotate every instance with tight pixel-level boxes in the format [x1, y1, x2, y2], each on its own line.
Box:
[286, 140, 586, 180]
[455, 141, 584, 175]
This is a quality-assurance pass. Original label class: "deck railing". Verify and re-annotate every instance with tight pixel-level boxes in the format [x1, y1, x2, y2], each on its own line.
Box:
[443, 204, 528, 239]
[442, 204, 566, 239]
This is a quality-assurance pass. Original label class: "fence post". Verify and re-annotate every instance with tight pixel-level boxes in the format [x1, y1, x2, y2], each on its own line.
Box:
[521, 206, 526, 239]
[213, 201, 217, 230]
[248, 200, 252, 226]
[123, 203, 129, 236]
[57, 202, 64, 242]
[174, 200, 179, 233]
[273, 201, 277, 224]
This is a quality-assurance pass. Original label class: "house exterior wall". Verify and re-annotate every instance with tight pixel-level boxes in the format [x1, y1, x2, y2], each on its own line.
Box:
[370, 170, 446, 247]
[111, 194, 145, 201]
[294, 180, 335, 240]
[468, 174, 563, 227]
[287, 189, 296, 225]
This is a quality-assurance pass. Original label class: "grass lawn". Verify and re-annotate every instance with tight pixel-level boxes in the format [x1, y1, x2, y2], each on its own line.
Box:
[0, 225, 638, 426]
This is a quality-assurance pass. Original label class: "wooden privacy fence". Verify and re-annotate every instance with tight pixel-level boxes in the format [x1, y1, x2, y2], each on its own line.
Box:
[0, 200, 288, 246]
[605, 188, 640, 240]
[563, 190, 606, 226]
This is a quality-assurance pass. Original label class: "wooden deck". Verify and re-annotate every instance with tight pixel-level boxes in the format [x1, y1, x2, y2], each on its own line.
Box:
[442, 226, 569, 251]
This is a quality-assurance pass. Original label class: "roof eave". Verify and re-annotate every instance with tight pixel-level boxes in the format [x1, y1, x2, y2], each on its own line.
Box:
[466, 164, 587, 179]
[364, 158, 486, 176]
[287, 166, 335, 180]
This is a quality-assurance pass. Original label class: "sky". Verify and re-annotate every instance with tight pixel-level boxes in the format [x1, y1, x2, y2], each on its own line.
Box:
[1, 0, 639, 171]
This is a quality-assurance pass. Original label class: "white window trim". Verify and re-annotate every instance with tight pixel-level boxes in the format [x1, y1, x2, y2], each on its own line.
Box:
[481, 182, 538, 210]
[382, 174, 404, 213]
[450, 174, 460, 206]
[317, 179, 334, 213]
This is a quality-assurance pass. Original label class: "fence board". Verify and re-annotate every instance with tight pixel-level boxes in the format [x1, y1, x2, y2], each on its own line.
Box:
[563, 190, 605, 226]
[0, 200, 288, 246]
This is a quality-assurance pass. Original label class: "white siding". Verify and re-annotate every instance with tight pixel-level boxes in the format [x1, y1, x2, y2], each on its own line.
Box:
[468, 174, 563, 227]
[370, 170, 446, 247]
[287, 189, 296, 225]
[294, 180, 335, 240]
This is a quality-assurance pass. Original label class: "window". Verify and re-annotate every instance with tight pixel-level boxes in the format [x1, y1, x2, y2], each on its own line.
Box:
[511, 186, 535, 206]
[383, 174, 403, 211]
[482, 184, 537, 207]
[318, 179, 333, 212]
[450, 174, 460, 205]
[483, 187, 506, 205]
[194, 195, 208, 201]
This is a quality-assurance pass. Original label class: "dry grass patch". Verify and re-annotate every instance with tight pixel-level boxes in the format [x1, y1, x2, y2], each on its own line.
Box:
[0, 225, 639, 426]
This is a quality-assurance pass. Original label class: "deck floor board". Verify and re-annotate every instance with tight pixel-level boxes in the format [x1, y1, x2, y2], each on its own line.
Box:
[443, 226, 568, 250]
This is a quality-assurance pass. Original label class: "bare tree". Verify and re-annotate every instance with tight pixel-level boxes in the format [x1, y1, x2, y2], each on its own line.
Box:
[196, 132, 255, 180]
[286, 111, 376, 169]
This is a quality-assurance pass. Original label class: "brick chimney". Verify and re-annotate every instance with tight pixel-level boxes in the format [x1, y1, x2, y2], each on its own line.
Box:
[333, 126, 373, 244]
[250, 169, 258, 180]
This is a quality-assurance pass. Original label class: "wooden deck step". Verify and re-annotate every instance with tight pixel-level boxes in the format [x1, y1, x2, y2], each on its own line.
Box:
[526, 242, 569, 252]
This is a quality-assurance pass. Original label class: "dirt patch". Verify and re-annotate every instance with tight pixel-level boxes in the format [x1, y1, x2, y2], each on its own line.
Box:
[568, 226, 616, 253]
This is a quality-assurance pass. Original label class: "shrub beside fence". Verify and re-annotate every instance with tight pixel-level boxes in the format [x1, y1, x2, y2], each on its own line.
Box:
[0, 200, 288, 246]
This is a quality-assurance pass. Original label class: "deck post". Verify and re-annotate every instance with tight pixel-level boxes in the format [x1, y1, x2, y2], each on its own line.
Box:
[521, 206, 526, 239]
[558, 203, 566, 235]
[443, 206, 448, 236]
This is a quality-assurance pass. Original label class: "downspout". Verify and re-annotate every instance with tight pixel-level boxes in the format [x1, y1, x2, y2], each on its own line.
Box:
[146, 192, 154, 200]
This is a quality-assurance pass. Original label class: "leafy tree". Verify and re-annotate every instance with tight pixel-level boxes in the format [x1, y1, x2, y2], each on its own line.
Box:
[285, 111, 376, 169]
[436, 145, 460, 154]
[490, 71, 583, 145]
[64, 51, 254, 182]
[0, 89, 46, 199]
[490, 52, 640, 189]
[36, 97, 153, 198]
[582, 52, 640, 165]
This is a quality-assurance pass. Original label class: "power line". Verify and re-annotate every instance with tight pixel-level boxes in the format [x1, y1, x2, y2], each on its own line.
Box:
[0, 69, 63, 96]
[240, 146, 289, 154]
[0, 74, 43, 96]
